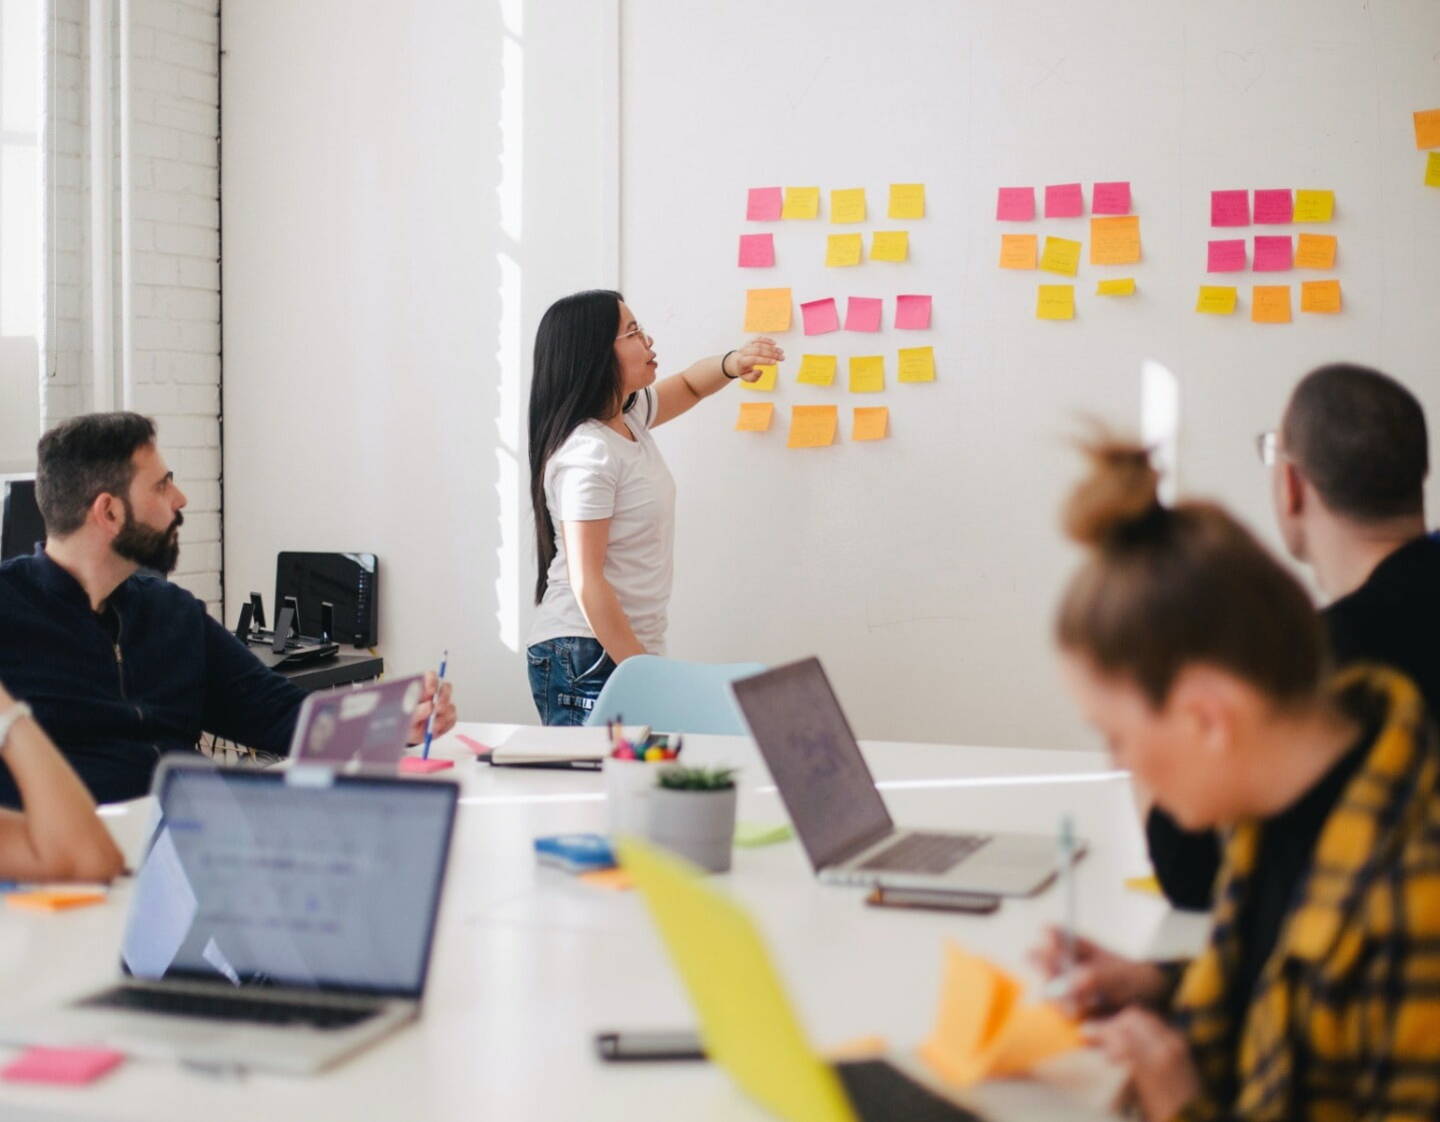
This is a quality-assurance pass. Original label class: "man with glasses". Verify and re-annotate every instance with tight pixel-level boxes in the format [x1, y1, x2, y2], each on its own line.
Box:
[1147, 363, 1439, 909]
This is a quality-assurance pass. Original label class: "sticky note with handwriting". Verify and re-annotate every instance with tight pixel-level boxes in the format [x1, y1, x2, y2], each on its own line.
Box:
[1427, 152, 1440, 188]
[744, 288, 792, 332]
[801, 298, 839, 336]
[848, 355, 885, 393]
[830, 188, 866, 223]
[1039, 236, 1081, 276]
[844, 297, 884, 332]
[1251, 285, 1292, 324]
[825, 234, 863, 267]
[1253, 189, 1293, 224]
[1091, 181, 1131, 215]
[1036, 285, 1075, 320]
[1292, 190, 1334, 223]
[1414, 108, 1440, 150]
[781, 186, 820, 220]
[1195, 286, 1238, 315]
[1096, 278, 1135, 295]
[1253, 235, 1293, 272]
[735, 402, 774, 431]
[1207, 239, 1246, 272]
[738, 233, 775, 268]
[1211, 189, 1250, 227]
[870, 231, 909, 262]
[995, 187, 1035, 221]
[787, 405, 837, 449]
[1294, 233, 1336, 269]
[1044, 183, 1084, 218]
[888, 183, 926, 219]
[796, 354, 838, 386]
[895, 294, 932, 330]
[746, 186, 782, 221]
[852, 407, 889, 442]
[1089, 216, 1140, 265]
[897, 346, 936, 383]
[999, 234, 1037, 270]
[740, 364, 778, 391]
[1300, 279, 1341, 314]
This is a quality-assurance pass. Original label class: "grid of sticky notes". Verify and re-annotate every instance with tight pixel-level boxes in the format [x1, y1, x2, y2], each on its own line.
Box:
[1200, 188, 1341, 321]
[737, 184, 934, 447]
[995, 182, 1140, 320]
[1415, 109, 1440, 187]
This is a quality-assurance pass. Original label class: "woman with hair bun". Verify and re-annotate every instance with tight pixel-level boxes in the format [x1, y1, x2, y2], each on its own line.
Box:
[1031, 437, 1440, 1122]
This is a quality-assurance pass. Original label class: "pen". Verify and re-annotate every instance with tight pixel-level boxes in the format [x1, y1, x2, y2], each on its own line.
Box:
[420, 650, 448, 760]
[1059, 814, 1077, 982]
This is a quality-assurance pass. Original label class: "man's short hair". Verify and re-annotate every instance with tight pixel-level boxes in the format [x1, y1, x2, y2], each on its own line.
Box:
[1281, 364, 1429, 522]
[35, 412, 157, 535]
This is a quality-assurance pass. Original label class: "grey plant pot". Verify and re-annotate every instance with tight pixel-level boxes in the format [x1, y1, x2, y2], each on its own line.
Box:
[646, 786, 738, 873]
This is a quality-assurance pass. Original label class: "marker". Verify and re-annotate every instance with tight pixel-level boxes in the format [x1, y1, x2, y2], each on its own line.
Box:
[420, 650, 448, 760]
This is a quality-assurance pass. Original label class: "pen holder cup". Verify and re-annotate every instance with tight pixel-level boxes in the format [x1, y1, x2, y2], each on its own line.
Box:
[604, 758, 661, 840]
[646, 785, 738, 874]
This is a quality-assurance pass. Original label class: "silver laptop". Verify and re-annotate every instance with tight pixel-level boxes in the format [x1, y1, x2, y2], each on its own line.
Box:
[290, 673, 424, 768]
[732, 658, 1078, 896]
[0, 758, 459, 1074]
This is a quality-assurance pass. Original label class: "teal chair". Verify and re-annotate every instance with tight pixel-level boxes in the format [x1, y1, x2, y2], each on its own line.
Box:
[584, 655, 766, 735]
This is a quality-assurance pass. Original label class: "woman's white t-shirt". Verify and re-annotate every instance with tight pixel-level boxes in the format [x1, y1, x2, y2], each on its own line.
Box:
[528, 387, 677, 654]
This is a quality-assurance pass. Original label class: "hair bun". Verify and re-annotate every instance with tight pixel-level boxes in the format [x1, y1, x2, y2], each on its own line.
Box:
[1062, 436, 1162, 547]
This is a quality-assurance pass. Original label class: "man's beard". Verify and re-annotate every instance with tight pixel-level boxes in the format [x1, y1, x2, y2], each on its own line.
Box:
[113, 501, 183, 574]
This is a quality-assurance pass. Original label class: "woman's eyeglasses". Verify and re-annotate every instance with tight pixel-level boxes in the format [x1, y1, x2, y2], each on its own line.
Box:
[616, 324, 650, 343]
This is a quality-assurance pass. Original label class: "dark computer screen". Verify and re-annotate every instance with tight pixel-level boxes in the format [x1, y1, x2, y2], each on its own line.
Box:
[0, 478, 45, 561]
[275, 551, 378, 646]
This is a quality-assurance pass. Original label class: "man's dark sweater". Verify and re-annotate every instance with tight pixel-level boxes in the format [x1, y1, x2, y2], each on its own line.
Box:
[1146, 533, 1440, 910]
[0, 550, 305, 806]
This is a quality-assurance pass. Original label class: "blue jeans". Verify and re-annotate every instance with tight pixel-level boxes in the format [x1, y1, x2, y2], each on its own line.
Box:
[527, 637, 617, 726]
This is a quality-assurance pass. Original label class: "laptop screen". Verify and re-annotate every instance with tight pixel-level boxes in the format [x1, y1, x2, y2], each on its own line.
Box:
[732, 658, 894, 871]
[121, 765, 458, 999]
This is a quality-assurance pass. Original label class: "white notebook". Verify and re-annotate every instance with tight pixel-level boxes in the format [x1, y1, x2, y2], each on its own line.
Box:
[490, 725, 651, 766]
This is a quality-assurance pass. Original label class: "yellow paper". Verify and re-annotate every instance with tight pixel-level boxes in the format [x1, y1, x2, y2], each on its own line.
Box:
[787, 405, 838, 449]
[741, 364, 778, 391]
[744, 288, 792, 333]
[1414, 108, 1440, 150]
[848, 355, 885, 394]
[1293, 189, 1334, 223]
[1125, 874, 1162, 895]
[830, 187, 866, 223]
[1252, 284, 1292, 324]
[1195, 285, 1238, 315]
[796, 354, 837, 386]
[1294, 233, 1337, 269]
[735, 402, 775, 432]
[1300, 279, 1342, 314]
[1427, 152, 1440, 188]
[825, 234, 863, 267]
[1036, 284, 1075, 320]
[888, 183, 926, 219]
[897, 346, 935, 383]
[870, 231, 909, 262]
[1096, 277, 1136, 296]
[1089, 216, 1141, 265]
[852, 407, 889, 441]
[998, 234, 1037, 270]
[1039, 236, 1081, 277]
[781, 186, 820, 219]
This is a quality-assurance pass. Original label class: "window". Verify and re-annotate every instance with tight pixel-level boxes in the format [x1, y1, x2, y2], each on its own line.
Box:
[1, 0, 41, 470]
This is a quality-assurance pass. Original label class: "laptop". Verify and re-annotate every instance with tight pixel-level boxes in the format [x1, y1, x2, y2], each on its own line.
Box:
[290, 673, 424, 768]
[731, 658, 1076, 896]
[0, 758, 459, 1074]
[619, 837, 984, 1122]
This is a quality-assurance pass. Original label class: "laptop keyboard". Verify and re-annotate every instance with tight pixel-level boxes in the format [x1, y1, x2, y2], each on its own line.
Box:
[836, 1059, 985, 1122]
[79, 986, 381, 1031]
[857, 831, 990, 875]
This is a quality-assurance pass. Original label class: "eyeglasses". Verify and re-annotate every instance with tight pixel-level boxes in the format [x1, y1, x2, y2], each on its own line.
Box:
[1255, 430, 1280, 466]
[616, 324, 650, 343]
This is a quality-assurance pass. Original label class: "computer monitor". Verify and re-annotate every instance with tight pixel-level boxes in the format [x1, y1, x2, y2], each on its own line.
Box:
[0, 477, 45, 562]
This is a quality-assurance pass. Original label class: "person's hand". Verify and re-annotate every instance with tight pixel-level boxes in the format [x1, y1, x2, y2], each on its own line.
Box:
[1029, 926, 1168, 1018]
[0, 681, 12, 709]
[1087, 1007, 1200, 1122]
[731, 337, 785, 381]
[406, 672, 456, 746]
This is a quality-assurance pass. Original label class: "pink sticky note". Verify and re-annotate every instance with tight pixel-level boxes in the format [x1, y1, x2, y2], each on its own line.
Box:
[995, 186, 1035, 221]
[1091, 181, 1131, 215]
[895, 294, 932, 330]
[1044, 183, 1084, 218]
[738, 233, 775, 268]
[844, 297, 883, 332]
[1253, 235, 1293, 272]
[456, 734, 491, 756]
[746, 187, 783, 221]
[801, 298, 840, 336]
[399, 757, 454, 774]
[1211, 189, 1250, 227]
[1207, 239, 1247, 272]
[1253, 189, 1293, 224]
[2, 1047, 125, 1085]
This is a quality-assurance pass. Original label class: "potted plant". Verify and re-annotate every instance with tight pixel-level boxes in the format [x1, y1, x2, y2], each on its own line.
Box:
[646, 766, 738, 873]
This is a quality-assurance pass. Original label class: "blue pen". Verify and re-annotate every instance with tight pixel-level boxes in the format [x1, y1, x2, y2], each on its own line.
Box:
[420, 650, 448, 760]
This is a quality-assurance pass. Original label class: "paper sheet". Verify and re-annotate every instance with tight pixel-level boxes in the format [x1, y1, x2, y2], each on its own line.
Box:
[870, 231, 909, 262]
[1210, 189, 1250, 227]
[801, 297, 840, 336]
[1039, 237, 1081, 276]
[781, 186, 821, 220]
[1044, 182, 1084, 218]
[744, 288, 792, 332]
[825, 233, 863, 267]
[1253, 188, 1293, 224]
[796, 354, 838, 386]
[1089, 216, 1140, 265]
[1036, 285, 1075, 320]
[852, 407, 889, 441]
[1096, 277, 1135, 295]
[1293, 189, 1334, 223]
[888, 183, 926, 219]
[1294, 233, 1337, 269]
[1195, 285, 1238, 315]
[735, 402, 775, 431]
[847, 355, 885, 393]
[995, 186, 1035, 221]
[1207, 238, 1246, 272]
[999, 234, 1038, 270]
[738, 233, 775, 268]
[894, 294, 932, 330]
[897, 346, 936, 383]
[1252, 235, 1293, 272]
[830, 187, 867, 223]
[1414, 108, 1440, 150]
[1251, 284, 1292, 323]
[787, 405, 838, 448]
[746, 186, 783, 221]
[1090, 181, 1131, 215]
[1427, 152, 1440, 188]
[1300, 279, 1341, 314]
[844, 297, 883, 332]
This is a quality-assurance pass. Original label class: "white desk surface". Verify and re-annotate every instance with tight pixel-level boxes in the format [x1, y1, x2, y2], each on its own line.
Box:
[0, 724, 1209, 1121]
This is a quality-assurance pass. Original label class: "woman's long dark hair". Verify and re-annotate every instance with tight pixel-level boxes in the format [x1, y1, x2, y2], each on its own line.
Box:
[528, 289, 635, 604]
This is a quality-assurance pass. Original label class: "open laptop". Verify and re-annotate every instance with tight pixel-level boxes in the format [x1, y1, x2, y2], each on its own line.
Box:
[290, 673, 423, 768]
[619, 837, 984, 1122]
[0, 758, 459, 1074]
[731, 658, 1076, 896]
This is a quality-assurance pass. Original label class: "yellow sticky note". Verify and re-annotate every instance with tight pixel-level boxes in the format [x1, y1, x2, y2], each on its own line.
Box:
[1300, 279, 1342, 314]
[1294, 233, 1337, 269]
[825, 233, 863, 267]
[1125, 874, 1162, 896]
[852, 407, 889, 441]
[888, 182, 926, 219]
[1036, 284, 1075, 320]
[1089, 216, 1141, 265]
[1414, 108, 1440, 150]
[1039, 236, 1081, 277]
[781, 186, 820, 219]
[1427, 152, 1440, 188]
[1293, 190, 1334, 223]
[796, 354, 837, 386]
[830, 187, 866, 223]
[1252, 284, 1292, 324]
[897, 346, 935, 383]
[787, 405, 838, 449]
[999, 234, 1037, 270]
[743, 288, 792, 333]
[735, 402, 774, 431]
[1195, 285, 1237, 315]
[870, 231, 909, 262]
[848, 355, 885, 393]
[741, 364, 778, 391]
[1096, 277, 1136, 295]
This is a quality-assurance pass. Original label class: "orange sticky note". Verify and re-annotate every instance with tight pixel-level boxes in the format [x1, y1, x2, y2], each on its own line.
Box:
[1294, 233, 1337, 270]
[6, 890, 106, 913]
[1252, 285, 1292, 324]
[1036, 284, 1075, 320]
[578, 868, 634, 891]
[897, 346, 936, 383]
[888, 183, 926, 219]
[848, 355, 885, 394]
[743, 288, 792, 332]
[740, 364, 778, 391]
[1414, 108, 1440, 150]
[1089, 216, 1141, 265]
[998, 234, 1037, 270]
[781, 186, 820, 219]
[852, 407, 889, 441]
[1293, 190, 1334, 223]
[735, 402, 774, 432]
[787, 405, 837, 449]
[1300, 279, 1342, 314]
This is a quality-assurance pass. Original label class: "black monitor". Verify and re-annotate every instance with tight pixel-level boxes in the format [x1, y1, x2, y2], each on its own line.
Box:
[275, 551, 378, 648]
[0, 478, 45, 562]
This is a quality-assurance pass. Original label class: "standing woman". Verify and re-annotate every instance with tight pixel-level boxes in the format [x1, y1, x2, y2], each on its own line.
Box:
[526, 290, 782, 725]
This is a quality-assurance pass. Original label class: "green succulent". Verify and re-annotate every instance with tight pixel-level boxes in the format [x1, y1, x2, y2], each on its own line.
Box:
[656, 765, 737, 792]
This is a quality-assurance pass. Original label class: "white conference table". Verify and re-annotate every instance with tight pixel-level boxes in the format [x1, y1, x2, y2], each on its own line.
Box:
[0, 724, 1209, 1122]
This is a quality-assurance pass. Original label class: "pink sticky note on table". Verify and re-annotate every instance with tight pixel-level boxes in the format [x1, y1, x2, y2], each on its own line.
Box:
[1091, 181, 1131, 215]
[738, 233, 775, 268]
[1211, 189, 1250, 227]
[1044, 183, 1084, 218]
[844, 297, 883, 332]
[1253, 189, 1293, 224]
[1253, 235, 1293, 272]
[995, 186, 1035, 220]
[2, 1047, 125, 1085]
[399, 757, 454, 774]
[1207, 239, 1247, 272]
[801, 298, 840, 336]
[746, 187, 783, 221]
[895, 294, 932, 330]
